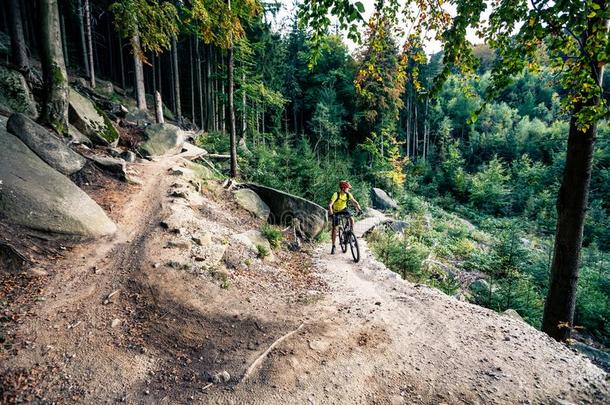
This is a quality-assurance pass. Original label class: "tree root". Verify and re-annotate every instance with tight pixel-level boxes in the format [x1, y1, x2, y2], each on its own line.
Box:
[240, 323, 304, 383]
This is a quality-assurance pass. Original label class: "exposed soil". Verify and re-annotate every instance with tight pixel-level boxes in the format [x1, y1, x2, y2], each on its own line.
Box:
[1, 148, 608, 404]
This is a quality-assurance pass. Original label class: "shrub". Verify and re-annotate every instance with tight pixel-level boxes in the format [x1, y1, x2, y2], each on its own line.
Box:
[469, 156, 512, 215]
[260, 223, 282, 249]
[256, 244, 270, 258]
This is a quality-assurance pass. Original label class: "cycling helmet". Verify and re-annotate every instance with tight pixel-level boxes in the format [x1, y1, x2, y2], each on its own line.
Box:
[339, 180, 351, 190]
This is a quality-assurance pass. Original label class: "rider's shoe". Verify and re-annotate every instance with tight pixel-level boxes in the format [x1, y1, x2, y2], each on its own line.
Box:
[331, 245, 336, 255]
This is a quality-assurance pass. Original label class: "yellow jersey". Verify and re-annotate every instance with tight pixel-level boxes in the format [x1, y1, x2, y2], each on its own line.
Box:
[330, 191, 353, 212]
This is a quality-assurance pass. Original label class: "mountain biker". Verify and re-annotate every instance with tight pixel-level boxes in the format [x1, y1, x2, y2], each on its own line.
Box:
[329, 180, 362, 254]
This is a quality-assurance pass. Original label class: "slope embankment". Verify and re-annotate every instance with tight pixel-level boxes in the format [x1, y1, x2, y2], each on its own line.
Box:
[1, 150, 607, 404]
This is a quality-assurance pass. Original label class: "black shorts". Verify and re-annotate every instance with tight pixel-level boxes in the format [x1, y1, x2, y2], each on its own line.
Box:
[332, 209, 352, 226]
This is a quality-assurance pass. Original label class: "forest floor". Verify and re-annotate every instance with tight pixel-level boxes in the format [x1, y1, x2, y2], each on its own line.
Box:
[1, 147, 609, 404]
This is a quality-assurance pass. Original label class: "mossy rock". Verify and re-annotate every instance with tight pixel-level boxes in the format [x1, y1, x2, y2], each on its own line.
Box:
[138, 123, 184, 157]
[68, 88, 118, 145]
[0, 65, 37, 117]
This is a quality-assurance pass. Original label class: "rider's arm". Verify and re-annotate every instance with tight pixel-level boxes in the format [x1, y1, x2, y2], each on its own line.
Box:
[349, 193, 362, 212]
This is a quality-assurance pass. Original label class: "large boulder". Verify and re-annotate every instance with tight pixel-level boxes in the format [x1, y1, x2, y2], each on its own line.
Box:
[0, 65, 37, 117]
[371, 187, 399, 210]
[68, 88, 119, 145]
[67, 123, 92, 147]
[88, 155, 127, 181]
[139, 123, 185, 157]
[0, 128, 117, 237]
[246, 184, 327, 239]
[7, 113, 85, 175]
[232, 229, 272, 255]
[234, 188, 270, 220]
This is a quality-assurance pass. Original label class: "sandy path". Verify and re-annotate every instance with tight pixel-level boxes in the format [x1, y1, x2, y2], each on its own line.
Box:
[299, 216, 610, 404]
[2, 154, 608, 404]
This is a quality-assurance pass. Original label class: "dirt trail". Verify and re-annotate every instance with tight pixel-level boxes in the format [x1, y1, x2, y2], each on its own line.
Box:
[1, 150, 608, 404]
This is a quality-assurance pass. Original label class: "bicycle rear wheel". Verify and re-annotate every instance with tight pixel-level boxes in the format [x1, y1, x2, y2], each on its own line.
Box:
[348, 232, 360, 262]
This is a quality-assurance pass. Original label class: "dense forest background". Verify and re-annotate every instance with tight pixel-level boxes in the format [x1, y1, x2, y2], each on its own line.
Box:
[1, 1, 609, 344]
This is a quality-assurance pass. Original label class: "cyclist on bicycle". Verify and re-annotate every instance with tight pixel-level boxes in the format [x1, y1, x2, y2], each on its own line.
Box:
[329, 180, 362, 254]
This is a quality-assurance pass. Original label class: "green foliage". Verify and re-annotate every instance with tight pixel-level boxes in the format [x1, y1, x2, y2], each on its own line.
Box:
[256, 243, 270, 258]
[469, 157, 512, 215]
[110, 0, 179, 55]
[260, 223, 282, 249]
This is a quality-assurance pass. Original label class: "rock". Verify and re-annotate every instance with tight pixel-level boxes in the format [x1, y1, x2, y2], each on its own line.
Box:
[88, 155, 127, 180]
[68, 88, 119, 145]
[572, 342, 610, 373]
[234, 189, 270, 220]
[7, 113, 86, 175]
[0, 242, 28, 273]
[124, 110, 154, 126]
[503, 309, 524, 322]
[67, 123, 92, 147]
[167, 240, 191, 249]
[106, 147, 122, 157]
[0, 128, 117, 237]
[192, 232, 212, 246]
[119, 150, 136, 163]
[246, 184, 328, 239]
[212, 371, 231, 384]
[95, 79, 115, 96]
[139, 123, 185, 157]
[110, 318, 121, 328]
[308, 340, 330, 352]
[0, 65, 38, 117]
[371, 187, 399, 210]
[233, 230, 272, 254]
[386, 220, 409, 233]
[28, 267, 49, 277]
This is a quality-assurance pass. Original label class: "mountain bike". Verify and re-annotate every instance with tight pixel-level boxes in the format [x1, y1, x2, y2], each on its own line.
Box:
[336, 211, 360, 263]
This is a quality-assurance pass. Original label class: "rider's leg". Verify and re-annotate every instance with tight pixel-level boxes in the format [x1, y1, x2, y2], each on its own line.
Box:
[349, 216, 354, 229]
[331, 224, 337, 254]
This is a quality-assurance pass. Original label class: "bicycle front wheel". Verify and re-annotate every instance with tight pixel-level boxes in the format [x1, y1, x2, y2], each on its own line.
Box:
[339, 225, 348, 253]
[348, 232, 360, 262]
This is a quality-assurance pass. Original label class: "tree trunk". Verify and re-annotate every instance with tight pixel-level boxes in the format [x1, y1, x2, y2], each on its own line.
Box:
[171, 36, 181, 123]
[131, 34, 147, 110]
[542, 110, 597, 341]
[76, 0, 89, 78]
[84, 0, 95, 87]
[542, 17, 608, 341]
[195, 37, 204, 129]
[206, 44, 213, 130]
[227, 7, 237, 178]
[107, 21, 114, 82]
[59, 6, 69, 67]
[220, 51, 226, 133]
[190, 36, 195, 124]
[154, 91, 164, 124]
[118, 34, 125, 89]
[212, 49, 218, 131]
[39, 0, 69, 134]
[151, 53, 156, 93]
[7, 0, 30, 74]
[241, 69, 246, 144]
